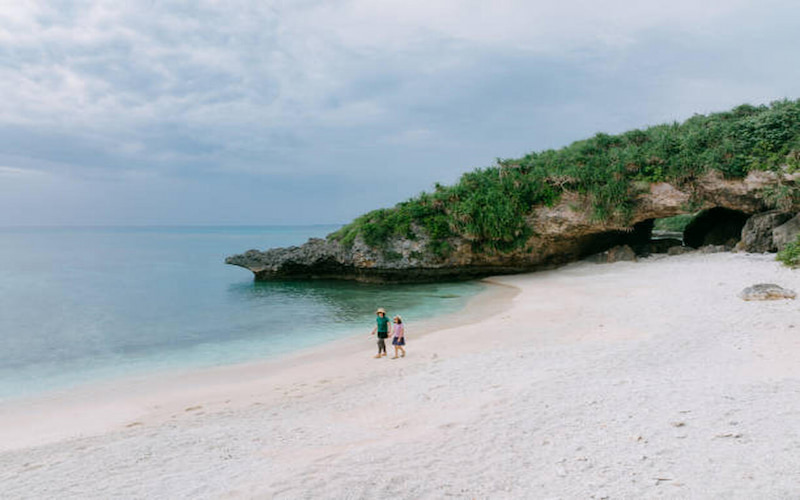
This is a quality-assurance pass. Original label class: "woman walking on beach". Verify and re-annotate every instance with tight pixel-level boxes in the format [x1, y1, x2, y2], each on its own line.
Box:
[371, 308, 390, 358]
[391, 315, 405, 359]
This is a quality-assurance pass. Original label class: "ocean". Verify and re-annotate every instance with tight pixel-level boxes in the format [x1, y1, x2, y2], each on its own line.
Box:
[0, 226, 484, 401]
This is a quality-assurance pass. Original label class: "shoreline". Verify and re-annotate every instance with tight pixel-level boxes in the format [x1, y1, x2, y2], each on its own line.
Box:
[4, 252, 800, 498]
[0, 277, 517, 452]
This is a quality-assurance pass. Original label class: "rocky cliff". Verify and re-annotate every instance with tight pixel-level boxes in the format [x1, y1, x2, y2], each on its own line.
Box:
[226, 170, 800, 282]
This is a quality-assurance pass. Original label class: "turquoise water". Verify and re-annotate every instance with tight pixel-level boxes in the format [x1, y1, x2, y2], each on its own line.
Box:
[0, 226, 483, 401]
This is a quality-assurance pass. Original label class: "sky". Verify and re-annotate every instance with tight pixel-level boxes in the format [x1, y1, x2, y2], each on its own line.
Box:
[1, 0, 799, 226]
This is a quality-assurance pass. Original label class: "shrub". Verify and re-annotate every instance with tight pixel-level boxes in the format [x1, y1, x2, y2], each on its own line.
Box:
[777, 234, 800, 268]
[762, 184, 799, 212]
[654, 214, 695, 232]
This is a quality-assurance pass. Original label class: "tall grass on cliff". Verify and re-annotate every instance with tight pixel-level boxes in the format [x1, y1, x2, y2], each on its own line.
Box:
[654, 214, 695, 233]
[777, 234, 800, 268]
[331, 99, 800, 256]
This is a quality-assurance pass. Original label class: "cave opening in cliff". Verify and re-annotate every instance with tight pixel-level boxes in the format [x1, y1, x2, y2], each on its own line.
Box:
[649, 214, 690, 254]
[623, 218, 687, 256]
[577, 219, 657, 259]
[682, 207, 749, 249]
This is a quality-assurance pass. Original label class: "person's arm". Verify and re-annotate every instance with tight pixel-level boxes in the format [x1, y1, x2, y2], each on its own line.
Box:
[370, 326, 376, 336]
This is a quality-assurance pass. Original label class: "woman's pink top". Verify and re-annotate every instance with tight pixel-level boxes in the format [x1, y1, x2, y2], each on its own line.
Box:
[393, 323, 404, 338]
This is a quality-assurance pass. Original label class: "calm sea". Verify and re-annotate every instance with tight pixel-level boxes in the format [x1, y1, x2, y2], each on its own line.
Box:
[0, 226, 484, 401]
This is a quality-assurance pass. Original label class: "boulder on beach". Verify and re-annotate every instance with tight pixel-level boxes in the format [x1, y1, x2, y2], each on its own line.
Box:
[586, 244, 637, 264]
[739, 283, 797, 301]
[607, 245, 637, 263]
[739, 211, 795, 253]
[773, 214, 800, 251]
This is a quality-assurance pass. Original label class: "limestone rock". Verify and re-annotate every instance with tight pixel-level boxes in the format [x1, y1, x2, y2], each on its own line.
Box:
[739, 211, 794, 253]
[667, 246, 694, 256]
[588, 245, 638, 264]
[226, 171, 800, 282]
[773, 214, 800, 251]
[607, 245, 637, 263]
[739, 284, 796, 301]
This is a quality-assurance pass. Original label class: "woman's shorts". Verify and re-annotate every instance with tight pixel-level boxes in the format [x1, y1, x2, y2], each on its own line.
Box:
[392, 337, 405, 346]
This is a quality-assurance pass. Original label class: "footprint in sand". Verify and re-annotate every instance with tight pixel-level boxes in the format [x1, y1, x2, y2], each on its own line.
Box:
[185, 405, 203, 412]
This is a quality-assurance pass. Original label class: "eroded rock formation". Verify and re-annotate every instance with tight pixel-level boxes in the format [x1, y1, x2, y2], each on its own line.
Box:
[773, 214, 800, 251]
[739, 211, 795, 253]
[227, 171, 800, 282]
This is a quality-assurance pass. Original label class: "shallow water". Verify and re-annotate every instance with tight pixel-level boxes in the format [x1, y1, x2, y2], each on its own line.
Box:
[0, 226, 484, 400]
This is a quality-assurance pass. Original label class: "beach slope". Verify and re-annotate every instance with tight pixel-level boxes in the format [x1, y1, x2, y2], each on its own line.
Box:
[2, 252, 800, 498]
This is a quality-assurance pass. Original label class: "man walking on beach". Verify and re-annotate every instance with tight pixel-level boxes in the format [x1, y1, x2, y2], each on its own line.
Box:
[371, 308, 390, 358]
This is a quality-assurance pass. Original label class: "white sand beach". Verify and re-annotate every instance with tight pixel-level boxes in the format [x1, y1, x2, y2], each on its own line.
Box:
[3, 252, 800, 499]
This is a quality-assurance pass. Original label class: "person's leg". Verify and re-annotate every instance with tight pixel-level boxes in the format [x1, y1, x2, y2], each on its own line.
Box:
[399, 345, 405, 357]
[375, 338, 383, 358]
[392, 344, 398, 359]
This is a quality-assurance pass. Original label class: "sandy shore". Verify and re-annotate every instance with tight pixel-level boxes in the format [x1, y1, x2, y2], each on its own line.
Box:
[3, 252, 800, 498]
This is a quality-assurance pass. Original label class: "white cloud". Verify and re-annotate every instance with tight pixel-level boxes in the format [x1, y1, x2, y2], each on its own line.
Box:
[294, 0, 754, 53]
[0, 166, 46, 177]
[0, 0, 763, 136]
[0, 0, 799, 198]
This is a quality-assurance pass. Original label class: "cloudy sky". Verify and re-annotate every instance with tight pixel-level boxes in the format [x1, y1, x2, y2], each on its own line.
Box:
[1, 0, 799, 226]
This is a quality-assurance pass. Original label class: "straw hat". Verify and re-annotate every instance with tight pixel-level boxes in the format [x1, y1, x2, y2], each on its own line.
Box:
[376, 307, 386, 314]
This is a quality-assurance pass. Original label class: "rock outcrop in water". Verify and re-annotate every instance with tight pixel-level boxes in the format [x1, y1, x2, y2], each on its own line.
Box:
[226, 170, 800, 282]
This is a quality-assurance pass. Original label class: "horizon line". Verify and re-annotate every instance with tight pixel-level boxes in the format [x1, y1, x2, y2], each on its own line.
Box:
[0, 223, 346, 229]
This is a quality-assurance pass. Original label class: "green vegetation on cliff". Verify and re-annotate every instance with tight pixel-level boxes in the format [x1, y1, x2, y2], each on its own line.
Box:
[653, 214, 695, 233]
[777, 234, 800, 267]
[331, 99, 800, 255]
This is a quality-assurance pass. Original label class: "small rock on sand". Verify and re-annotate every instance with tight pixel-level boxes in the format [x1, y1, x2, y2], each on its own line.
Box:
[668, 246, 694, 256]
[739, 283, 796, 301]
